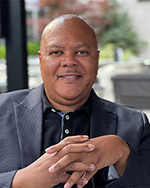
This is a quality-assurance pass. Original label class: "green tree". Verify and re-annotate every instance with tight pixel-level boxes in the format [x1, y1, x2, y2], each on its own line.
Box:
[37, 0, 144, 54]
[38, 0, 114, 34]
[100, 11, 144, 53]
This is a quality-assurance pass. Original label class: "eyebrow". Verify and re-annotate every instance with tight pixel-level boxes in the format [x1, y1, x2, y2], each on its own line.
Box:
[49, 45, 64, 49]
[49, 43, 90, 49]
[75, 44, 91, 49]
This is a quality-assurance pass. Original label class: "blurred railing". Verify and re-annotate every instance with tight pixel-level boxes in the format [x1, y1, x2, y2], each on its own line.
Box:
[112, 73, 150, 109]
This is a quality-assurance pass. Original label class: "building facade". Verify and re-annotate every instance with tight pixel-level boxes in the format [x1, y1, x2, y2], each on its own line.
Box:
[117, 0, 150, 58]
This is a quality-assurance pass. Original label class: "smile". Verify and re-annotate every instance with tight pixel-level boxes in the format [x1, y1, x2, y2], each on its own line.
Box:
[58, 74, 81, 81]
[62, 75, 80, 78]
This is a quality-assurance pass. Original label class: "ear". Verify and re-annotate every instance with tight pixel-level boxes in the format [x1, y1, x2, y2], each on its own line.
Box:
[96, 50, 100, 66]
[38, 51, 42, 64]
[97, 50, 100, 59]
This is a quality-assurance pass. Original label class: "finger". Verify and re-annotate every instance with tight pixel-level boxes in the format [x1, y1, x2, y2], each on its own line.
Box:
[80, 170, 96, 183]
[64, 163, 95, 172]
[49, 153, 79, 173]
[58, 172, 70, 184]
[46, 135, 89, 154]
[64, 171, 87, 188]
[48, 150, 95, 174]
[76, 169, 98, 188]
[49, 143, 95, 173]
[59, 143, 95, 155]
[77, 177, 88, 188]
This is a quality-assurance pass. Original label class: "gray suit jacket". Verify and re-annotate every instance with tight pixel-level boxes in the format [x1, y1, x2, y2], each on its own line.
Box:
[0, 84, 150, 187]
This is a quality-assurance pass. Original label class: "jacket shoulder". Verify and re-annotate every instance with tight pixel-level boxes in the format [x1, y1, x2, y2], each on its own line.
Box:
[93, 92, 141, 117]
[0, 89, 32, 106]
[0, 84, 43, 108]
[96, 95, 146, 128]
[92, 92, 148, 148]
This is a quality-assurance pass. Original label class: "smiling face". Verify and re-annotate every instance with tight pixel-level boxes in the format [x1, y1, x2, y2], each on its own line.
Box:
[39, 15, 99, 112]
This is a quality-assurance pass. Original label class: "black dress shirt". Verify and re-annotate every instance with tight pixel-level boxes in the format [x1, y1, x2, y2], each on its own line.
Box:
[41, 90, 94, 187]
[41, 90, 93, 153]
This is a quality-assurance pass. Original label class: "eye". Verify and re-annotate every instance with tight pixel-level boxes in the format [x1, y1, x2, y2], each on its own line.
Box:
[75, 50, 89, 56]
[49, 51, 64, 56]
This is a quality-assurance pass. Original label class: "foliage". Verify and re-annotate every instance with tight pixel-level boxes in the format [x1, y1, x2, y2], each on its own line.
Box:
[100, 43, 135, 61]
[100, 11, 144, 53]
[27, 41, 40, 56]
[123, 49, 136, 60]
[100, 44, 114, 60]
[0, 41, 40, 59]
[29, 0, 144, 55]
[0, 45, 6, 59]
[38, 0, 115, 34]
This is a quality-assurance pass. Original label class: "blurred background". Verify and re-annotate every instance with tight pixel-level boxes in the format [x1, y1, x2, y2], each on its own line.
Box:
[0, 0, 150, 118]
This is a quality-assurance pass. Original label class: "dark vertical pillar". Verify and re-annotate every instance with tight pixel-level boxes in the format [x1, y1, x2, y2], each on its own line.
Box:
[5, 0, 28, 91]
[0, 0, 6, 38]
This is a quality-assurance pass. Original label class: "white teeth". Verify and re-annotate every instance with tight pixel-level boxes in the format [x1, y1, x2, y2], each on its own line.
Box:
[64, 76, 76, 78]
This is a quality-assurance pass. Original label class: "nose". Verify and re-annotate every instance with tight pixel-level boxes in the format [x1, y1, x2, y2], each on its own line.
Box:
[61, 53, 78, 67]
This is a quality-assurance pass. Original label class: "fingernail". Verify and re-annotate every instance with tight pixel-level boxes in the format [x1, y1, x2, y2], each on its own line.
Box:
[88, 144, 95, 151]
[77, 185, 83, 188]
[45, 146, 54, 153]
[64, 182, 72, 188]
[89, 164, 95, 171]
[82, 135, 89, 140]
[48, 165, 57, 173]
[82, 178, 88, 186]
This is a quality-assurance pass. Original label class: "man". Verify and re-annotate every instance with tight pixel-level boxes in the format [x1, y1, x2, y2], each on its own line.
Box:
[0, 14, 150, 188]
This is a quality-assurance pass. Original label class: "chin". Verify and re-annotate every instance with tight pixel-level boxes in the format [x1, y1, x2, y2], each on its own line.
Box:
[58, 89, 80, 99]
[60, 89, 90, 102]
[57, 85, 91, 100]
[61, 93, 80, 100]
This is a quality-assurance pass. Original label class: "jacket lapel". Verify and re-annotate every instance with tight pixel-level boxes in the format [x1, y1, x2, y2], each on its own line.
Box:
[13, 85, 43, 167]
[90, 92, 118, 138]
[89, 92, 118, 187]
[13, 87, 117, 167]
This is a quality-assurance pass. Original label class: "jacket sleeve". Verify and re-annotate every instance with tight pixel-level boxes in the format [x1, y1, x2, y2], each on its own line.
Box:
[0, 171, 17, 188]
[106, 113, 150, 187]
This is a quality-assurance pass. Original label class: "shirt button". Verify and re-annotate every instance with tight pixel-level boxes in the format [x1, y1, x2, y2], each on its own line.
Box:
[65, 115, 70, 120]
[51, 108, 56, 113]
[65, 129, 69, 134]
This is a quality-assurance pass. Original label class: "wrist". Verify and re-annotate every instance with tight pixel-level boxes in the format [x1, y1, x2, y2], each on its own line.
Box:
[11, 169, 26, 188]
[114, 142, 130, 176]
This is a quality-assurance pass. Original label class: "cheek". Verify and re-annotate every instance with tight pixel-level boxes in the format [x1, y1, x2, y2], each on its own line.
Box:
[40, 60, 59, 78]
[84, 63, 98, 78]
[85, 67, 98, 85]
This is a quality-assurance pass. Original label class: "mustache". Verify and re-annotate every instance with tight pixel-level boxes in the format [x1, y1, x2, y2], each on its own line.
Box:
[58, 69, 82, 77]
[60, 69, 79, 74]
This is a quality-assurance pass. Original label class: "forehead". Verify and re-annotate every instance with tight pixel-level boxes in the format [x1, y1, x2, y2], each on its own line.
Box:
[42, 18, 97, 49]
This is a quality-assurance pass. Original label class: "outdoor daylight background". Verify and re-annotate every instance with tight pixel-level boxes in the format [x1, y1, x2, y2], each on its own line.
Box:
[0, 0, 150, 117]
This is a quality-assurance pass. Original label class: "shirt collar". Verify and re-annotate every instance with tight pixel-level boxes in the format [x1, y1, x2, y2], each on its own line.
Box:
[42, 89, 53, 112]
[42, 88, 92, 117]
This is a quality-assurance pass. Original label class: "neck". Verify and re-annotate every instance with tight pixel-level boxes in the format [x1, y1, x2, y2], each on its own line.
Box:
[47, 96, 89, 113]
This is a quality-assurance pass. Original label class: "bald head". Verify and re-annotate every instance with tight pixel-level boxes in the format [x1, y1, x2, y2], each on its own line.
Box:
[40, 14, 98, 53]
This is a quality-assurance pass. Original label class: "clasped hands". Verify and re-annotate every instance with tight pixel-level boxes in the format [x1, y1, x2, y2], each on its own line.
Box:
[46, 135, 130, 188]
[12, 135, 130, 188]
